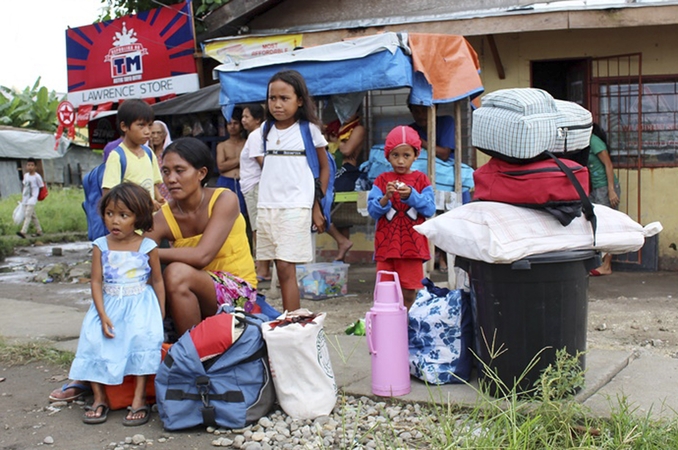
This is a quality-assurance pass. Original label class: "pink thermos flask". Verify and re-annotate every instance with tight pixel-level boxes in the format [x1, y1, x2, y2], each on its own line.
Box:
[365, 271, 411, 397]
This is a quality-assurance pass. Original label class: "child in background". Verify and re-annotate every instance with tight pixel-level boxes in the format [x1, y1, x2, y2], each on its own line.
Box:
[249, 70, 330, 312]
[69, 183, 164, 426]
[102, 99, 165, 211]
[16, 157, 44, 238]
[367, 125, 436, 310]
[239, 103, 272, 282]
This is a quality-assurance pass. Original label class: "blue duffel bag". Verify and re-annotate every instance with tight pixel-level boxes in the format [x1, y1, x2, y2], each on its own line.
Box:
[155, 307, 275, 430]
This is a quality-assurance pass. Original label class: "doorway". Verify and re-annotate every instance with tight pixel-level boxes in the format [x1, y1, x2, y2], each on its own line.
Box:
[532, 58, 589, 106]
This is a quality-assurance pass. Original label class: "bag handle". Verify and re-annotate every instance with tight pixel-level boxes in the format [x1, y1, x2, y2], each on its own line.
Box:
[544, 151, 597, 246]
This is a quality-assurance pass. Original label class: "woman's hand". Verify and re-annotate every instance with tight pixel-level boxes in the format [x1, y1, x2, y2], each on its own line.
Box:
[100, 315, 115, 338]
[312, 201, 326, 233]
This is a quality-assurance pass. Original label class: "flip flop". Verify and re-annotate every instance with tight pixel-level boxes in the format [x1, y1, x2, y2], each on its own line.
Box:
[589, 269, 602, 277]
[256, 275, 272, 282]
[122, 405, 150, 427]
[49, 382, 92, 402]
[82, 403, 109, 425]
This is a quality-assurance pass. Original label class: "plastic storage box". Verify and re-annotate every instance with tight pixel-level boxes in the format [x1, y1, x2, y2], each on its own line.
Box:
[296, 262, 349, 300]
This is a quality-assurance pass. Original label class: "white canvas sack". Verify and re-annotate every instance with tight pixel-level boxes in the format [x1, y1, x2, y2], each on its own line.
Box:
[262, 310, 337, 420]
[414, 202, 662, 264]
[472, 88, 559, 160]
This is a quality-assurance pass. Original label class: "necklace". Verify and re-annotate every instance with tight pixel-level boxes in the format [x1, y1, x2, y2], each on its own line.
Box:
[176, 190, 205, 216]
[274, 125, 292, 145]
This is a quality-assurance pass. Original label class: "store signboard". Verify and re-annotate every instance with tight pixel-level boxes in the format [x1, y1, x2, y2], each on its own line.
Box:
[66, 1, 199, 107]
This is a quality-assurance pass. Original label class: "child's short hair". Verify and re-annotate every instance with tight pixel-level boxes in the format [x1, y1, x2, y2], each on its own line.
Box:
[117, 99, 154, 132]
[163, 137, 215, 187]
[384, 125, 422, 158]
[27, 157, 36, 164]
[100, 182, 154, 232]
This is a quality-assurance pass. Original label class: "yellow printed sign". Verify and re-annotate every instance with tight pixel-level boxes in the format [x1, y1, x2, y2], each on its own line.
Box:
[203, 35, 303, 63]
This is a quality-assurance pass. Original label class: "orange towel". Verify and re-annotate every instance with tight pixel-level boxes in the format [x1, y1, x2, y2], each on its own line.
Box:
[408, 33, 483, 104]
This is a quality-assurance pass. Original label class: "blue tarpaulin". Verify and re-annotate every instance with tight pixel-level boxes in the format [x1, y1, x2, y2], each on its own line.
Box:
[214, 32, 483, 119]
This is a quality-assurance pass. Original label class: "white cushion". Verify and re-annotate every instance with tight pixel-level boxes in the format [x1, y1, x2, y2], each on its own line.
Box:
[414, 202, 662, 264]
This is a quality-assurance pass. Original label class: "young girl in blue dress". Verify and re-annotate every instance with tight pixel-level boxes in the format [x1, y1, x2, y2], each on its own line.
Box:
[69, 182, 165, 425]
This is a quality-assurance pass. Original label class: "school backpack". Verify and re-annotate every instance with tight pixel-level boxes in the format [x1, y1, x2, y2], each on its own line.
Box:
[81, 145, 153, 241]
[154, 308, 275, 431]
[262, 120, 337, 226]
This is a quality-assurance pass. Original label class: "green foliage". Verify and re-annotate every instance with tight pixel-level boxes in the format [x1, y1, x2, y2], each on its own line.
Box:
[0, 78, 63, 132]
[0, 337, 74, 368]
[98, 0, 230, 33]
[0, 187, 87, 237]
[417, 349, 678, 449]
[0, 187, 88, 260]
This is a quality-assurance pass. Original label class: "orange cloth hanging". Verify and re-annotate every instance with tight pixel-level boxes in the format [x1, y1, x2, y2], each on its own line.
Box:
[408, 33, 483, 105]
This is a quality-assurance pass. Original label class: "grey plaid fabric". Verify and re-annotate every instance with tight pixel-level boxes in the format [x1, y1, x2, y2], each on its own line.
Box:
[472, 88, 559, 159]
[551, 100, 592, 154]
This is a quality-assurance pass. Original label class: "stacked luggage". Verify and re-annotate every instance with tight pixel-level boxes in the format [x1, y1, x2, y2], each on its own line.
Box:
[471, 88, 596, 232]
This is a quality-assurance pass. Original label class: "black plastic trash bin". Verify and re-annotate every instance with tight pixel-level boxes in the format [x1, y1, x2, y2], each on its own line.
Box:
[458, 250, 599, 396]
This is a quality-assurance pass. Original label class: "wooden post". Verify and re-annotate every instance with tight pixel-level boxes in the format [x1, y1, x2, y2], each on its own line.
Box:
[447, 102, 464, 288]
[425, 105, 437, 275]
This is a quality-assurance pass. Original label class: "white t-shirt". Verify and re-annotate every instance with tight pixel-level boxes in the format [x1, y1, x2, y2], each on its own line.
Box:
[22, 172, 44, 206]
[249, 121, 328, 209]
[239, 127, 263, 194]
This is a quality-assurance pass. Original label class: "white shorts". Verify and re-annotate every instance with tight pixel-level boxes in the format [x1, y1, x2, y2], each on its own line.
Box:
[244, 184, 259, 231]
[257, 208, 313, 263]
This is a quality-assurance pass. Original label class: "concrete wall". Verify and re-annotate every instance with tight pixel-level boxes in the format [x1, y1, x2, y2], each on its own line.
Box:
[465, 25, 678, 269]
[307, 24, 678, 268]
[41, 145, 102, 186]
[0, 161, 21, 198]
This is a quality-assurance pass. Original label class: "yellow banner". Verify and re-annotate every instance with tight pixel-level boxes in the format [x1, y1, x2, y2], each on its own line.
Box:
[203, 35, 303, 64]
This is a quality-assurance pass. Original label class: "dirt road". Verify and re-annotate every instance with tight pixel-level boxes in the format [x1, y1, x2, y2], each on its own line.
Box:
[1, 241, 677, 449]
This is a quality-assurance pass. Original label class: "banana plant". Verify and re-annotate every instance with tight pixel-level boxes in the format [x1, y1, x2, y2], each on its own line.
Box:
[0, 77, 63, 132]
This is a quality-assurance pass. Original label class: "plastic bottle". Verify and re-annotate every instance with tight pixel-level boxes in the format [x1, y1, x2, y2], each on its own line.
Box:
[365, 271, 411, 396]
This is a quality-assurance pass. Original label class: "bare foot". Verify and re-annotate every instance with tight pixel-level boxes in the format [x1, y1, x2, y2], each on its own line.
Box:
[335, 240, 353, 262]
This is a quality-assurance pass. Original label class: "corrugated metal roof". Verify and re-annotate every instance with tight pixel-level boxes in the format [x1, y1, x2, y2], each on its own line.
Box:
[247, 0, 678, 35]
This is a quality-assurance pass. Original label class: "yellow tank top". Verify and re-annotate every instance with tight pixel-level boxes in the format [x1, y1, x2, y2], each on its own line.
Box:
[161, 188, 257, 287]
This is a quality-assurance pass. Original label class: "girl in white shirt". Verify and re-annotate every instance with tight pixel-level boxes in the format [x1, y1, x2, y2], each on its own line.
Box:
[249, 70, 330, 312]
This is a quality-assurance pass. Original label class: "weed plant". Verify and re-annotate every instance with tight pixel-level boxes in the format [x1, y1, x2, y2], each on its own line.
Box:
[0, 186, 87, 235]
[0, 337, 73, 369]
[0, 186, 87, 259]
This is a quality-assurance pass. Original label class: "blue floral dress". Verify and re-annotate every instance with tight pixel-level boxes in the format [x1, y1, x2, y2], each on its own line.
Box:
[69, 237, 163, 385]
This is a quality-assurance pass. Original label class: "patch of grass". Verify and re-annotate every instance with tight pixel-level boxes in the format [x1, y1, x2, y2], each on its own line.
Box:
[0, 187, 88, 259]
[0, 186, 87, 236]
[414, 348, 678, 449]
[0, 337, 74, 369]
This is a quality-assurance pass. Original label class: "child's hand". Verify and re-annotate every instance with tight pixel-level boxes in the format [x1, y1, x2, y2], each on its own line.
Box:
[312, 202, 326, 233]
[384, 181, 397, 200]
[396, 182, 412, 200]
[101, 315, 115, 338]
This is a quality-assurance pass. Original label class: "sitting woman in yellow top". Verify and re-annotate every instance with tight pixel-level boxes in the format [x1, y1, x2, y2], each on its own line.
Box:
[146, 137, 257, 335]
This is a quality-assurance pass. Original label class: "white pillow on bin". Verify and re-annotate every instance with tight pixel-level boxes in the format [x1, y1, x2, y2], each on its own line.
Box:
[414, 202, 662, 264]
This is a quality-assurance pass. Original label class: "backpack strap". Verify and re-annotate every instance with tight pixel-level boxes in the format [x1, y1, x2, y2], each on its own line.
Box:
[113, 145, 153, 181]
[113, 146, 128, 181]
[300, 121, 320, 178]
[544, 151, 597, 246]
